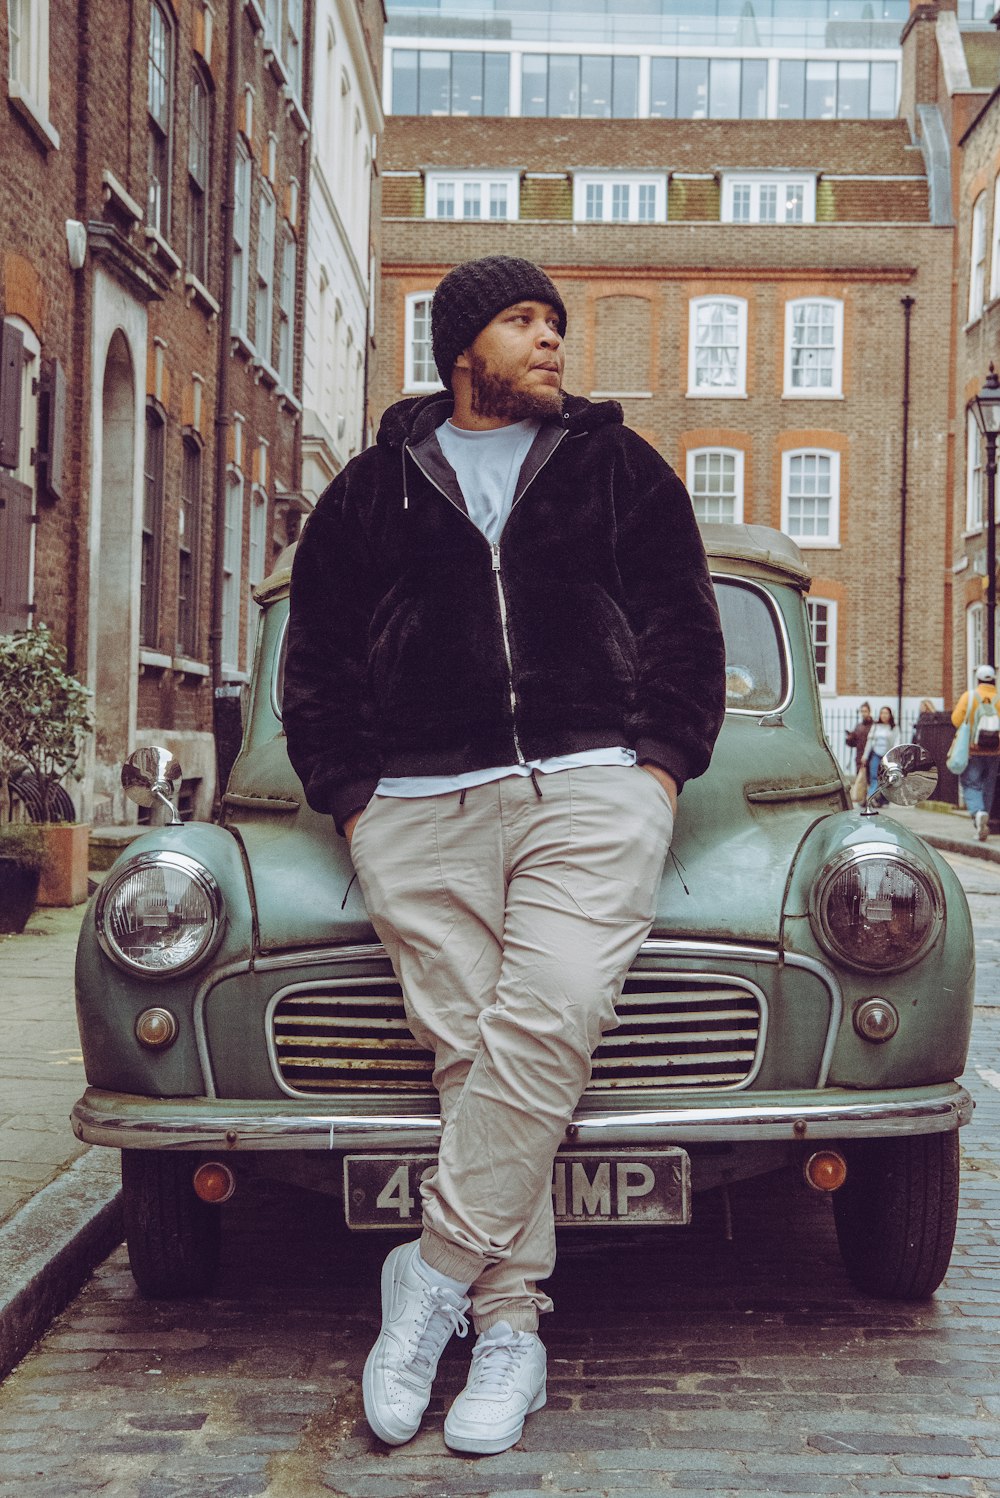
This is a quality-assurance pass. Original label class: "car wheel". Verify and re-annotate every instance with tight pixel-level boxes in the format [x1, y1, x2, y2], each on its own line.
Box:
[121, 1150, 221, 1298]
[831, 1132, 959, 1300]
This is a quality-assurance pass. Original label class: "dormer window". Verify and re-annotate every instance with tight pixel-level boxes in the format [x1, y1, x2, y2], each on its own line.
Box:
[722, 174, 816, 225]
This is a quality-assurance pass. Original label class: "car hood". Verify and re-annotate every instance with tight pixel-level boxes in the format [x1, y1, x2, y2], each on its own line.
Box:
[225, 717, 846, 954]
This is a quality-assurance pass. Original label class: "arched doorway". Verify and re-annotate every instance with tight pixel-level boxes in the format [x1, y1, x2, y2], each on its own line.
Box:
[92, 330, 137, 824]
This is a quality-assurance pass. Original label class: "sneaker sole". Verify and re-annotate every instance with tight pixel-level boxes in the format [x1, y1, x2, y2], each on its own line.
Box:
[443, 1383, 547, 1455]
[362, 1243, 424, 1447]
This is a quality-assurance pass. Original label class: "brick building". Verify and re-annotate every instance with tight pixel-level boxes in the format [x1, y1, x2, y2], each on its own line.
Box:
[1, 0, 381, 826]
[374, 111, 953, 741]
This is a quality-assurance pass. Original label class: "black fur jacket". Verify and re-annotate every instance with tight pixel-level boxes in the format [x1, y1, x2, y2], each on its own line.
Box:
[283, 390, 727, 833]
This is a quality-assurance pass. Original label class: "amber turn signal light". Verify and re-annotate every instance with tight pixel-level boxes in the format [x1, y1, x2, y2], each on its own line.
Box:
[192, 1161, 236, 1204]
[803, 1149, 848, 1193]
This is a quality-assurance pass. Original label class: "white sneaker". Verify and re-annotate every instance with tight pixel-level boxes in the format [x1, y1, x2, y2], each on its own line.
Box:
[362, 1240, 470, 1446]
[976, 810, 990, 841]
[444, 1321, 547, 1455]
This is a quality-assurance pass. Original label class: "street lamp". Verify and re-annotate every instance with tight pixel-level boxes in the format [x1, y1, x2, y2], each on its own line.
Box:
[971, 364, 1000, 671]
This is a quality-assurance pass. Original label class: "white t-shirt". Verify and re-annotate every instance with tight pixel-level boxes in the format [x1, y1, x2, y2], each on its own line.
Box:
[375, 418, 634, 799]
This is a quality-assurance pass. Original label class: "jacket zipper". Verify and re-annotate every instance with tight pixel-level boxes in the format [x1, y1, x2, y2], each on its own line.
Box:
[404, 430, 567, 764]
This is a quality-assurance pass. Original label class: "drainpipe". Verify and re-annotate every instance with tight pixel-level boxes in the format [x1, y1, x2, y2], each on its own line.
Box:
[210, 0, 239, 810]
[897, 295, 915, 731]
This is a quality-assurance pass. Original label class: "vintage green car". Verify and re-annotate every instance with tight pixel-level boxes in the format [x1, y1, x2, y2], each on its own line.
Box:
[72, 523, 975, 1302]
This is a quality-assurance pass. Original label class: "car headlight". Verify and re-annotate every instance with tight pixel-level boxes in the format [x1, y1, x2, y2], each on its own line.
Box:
[809, 843, 943, 973]
[96, 851, 223, 977]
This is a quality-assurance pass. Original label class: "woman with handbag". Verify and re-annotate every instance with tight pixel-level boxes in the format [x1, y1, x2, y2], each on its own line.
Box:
[862, 706, 900, 798]
[950, 665, 1000, 841]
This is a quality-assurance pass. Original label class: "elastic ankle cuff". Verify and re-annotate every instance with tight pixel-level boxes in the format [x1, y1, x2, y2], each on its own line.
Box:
[419, 1228, 483, 1286]
[474, 1309, 539, 1335]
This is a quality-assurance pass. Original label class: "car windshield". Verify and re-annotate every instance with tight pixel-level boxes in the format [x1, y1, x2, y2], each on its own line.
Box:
[272, 576, 789, 719]
[714, 579, 789, 714]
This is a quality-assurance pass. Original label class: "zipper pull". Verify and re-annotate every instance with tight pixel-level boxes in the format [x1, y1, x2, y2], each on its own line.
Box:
[491, 544, 501, 572]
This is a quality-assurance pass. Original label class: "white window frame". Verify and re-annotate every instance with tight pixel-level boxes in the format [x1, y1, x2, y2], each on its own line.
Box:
[991, 177, 1000, 302]
[404, 291, 441, 392]
[967, 409, 984, 533]
[783, 297, 844, 398]
[246, 483, 268, 664]
[221, 468, 244, 675]
[967, 601, 987, 691]
[806, 597, 837, 694]
[231, 141, 252, 338]
[425, 171, 519, 222]
[970, 191, 987, 320]
[685, 447, 745, 526]
[781, 448, 841, 548]
[285, 0, 302, 97]
[7, 0, 57, 143]
[722, 173, 816, 224]
[687, 296, 748, 398]
[573, 173, 666, 223]
[277, 231, 296, 389]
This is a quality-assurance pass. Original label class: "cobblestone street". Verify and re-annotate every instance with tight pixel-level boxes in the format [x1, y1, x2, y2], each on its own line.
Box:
[0, 849, 997, 1498]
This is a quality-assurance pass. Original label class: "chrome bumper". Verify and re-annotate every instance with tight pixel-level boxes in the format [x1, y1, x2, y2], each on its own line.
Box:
[71, 1083, 974, 1153]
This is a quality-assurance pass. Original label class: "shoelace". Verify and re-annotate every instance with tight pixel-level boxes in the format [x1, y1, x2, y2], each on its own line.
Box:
[466, 1329, 532, 1399]
[407, 1286, 469, 1376]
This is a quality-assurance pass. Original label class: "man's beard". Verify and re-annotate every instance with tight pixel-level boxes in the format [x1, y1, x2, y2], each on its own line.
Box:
[467, 350, 563, 421]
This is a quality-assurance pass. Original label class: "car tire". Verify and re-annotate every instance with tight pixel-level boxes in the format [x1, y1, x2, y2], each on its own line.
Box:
[121, 1150, 221, 1298]
[831, 1132, 960, 1300]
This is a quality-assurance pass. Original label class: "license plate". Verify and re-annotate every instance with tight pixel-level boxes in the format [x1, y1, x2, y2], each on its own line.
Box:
[343, 1149, 691, 1229]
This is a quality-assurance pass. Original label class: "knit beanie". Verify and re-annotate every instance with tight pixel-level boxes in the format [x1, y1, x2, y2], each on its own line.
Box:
[431, 255, 567, 386]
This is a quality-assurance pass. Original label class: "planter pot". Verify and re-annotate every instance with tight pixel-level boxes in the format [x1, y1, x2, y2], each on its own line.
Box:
[0, 859, 42, 934]
[36, 823, 91, 907]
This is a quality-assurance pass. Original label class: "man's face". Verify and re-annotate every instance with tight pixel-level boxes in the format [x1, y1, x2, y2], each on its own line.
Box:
[456, 300, 565, 421]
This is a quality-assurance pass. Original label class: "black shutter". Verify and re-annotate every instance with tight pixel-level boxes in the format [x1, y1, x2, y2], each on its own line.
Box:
[0, 472, 33, 632]
[0, 322, 25, 470]
[40, 358, 67, 502]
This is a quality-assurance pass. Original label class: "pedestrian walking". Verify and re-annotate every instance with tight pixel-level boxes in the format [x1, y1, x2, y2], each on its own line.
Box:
[282, 254, 727, 1455]
[951, 665, 1000, 840]
[845, 701, 873, 773]
[862, 705, 900, 797]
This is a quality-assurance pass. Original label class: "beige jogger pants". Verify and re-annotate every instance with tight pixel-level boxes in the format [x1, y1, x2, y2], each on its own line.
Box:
[348, 763, 674, 1332]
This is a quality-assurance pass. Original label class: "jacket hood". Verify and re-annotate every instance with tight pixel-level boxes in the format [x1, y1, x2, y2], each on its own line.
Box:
[375, 390, 624, 449]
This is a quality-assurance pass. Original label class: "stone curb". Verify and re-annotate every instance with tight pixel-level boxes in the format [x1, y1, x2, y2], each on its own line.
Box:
[920, 831, 1000, 865]
[0, 1148, 123, 1381]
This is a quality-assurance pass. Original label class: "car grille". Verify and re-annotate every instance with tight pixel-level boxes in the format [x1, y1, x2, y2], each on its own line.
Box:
[270, 971, 764, 1096]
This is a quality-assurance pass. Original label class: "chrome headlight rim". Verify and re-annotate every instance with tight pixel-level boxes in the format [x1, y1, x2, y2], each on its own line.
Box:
[808, 841, 944, 975]
[95, 849, 224, 979]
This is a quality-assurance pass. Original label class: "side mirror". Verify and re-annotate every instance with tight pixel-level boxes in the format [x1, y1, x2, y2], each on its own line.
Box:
[869, 743, 938, 812]
[122, 747, 183, 826]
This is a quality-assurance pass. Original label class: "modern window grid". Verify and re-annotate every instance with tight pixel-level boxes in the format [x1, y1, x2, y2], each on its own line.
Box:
[231, 142, 252, 337]
[256, 186, 277, 363]
[787, 299, 841, 393]
[147, 0, 173, 235]
[970, 191, 987, 319]
[391, 49, 510, 116]
[807, 598, 835, 691]
[222, 470, 244, 674]
[141, 408, 165, 647]
[178, 438, 201, 657]
[783, 451, 838, 543]
[688, 449, 742, 526]
[387, 48, 898, 122]
[277, 232, 296, 389]
[690, 298, 746, 394]
[187, 67, 210, 284]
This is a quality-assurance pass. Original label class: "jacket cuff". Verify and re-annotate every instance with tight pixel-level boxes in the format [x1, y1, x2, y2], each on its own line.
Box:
[331, 777, 380, 836]
[635, 738, 689, 793]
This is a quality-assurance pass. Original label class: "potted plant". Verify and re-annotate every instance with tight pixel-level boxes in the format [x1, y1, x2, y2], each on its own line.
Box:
[0, 626, 93, 908]
[0, 823, 49, 934]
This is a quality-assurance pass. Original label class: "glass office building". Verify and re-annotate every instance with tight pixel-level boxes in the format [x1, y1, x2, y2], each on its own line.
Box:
[385, 0, 998, 120]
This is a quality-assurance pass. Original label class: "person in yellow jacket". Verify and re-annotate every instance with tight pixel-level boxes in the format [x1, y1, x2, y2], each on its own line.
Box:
[952, 664, 1000, 840]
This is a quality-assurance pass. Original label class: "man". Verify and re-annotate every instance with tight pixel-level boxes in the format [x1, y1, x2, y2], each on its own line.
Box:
[952, 665, 1000, 840]
[283, 255, 726, 1454]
